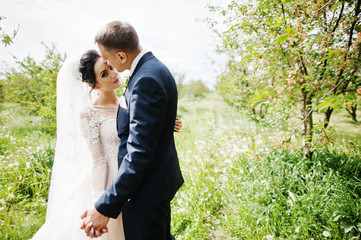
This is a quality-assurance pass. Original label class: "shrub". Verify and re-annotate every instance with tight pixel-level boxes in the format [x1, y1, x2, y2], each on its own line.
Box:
[1, 43, 65, 133]
[178, 80, 210, 99]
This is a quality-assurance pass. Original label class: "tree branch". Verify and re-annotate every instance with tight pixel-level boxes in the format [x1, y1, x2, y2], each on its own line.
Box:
[332, 2, 345, 33]
[347, 0, 361, 52]
[285, 66, 359, 143]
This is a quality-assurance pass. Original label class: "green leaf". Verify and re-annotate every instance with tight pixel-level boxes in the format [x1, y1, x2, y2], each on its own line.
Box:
[333, 101, 342, 109]
[241, 55, 253, 62]
[344, 94, 356, 101]
[248, 93, 264, 104]
[341, 223, 354, 233]
[275, 15, 282, 23]
[1, 34, 13, 46]
[271, 23, 282, 28]
[328, 94, 341, 100]
[332, 1, 343, 11]
[275, 34, 288, 44]
[317, 101, 334, 112]
[286, 25, 295, 34]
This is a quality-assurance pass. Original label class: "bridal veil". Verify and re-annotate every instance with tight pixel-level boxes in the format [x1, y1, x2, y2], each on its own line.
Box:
[32, 54, 98, 239]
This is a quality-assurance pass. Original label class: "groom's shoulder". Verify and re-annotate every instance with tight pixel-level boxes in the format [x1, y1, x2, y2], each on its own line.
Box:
[140, 52, 166, 68]
[142, 56, 171, 76]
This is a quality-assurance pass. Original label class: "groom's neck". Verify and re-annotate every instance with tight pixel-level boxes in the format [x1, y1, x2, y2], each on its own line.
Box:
[127, 47, 143, 68]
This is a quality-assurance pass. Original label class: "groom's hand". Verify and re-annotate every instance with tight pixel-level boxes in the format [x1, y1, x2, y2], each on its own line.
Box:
[80, 207, 109, 238]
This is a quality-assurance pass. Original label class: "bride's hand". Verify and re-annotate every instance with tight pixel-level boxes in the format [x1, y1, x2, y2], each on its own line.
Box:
[80, 208, 109, 238]
[174, 117, 183, 132]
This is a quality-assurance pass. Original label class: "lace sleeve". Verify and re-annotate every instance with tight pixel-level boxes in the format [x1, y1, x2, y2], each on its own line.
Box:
[80, 108, 109, 204]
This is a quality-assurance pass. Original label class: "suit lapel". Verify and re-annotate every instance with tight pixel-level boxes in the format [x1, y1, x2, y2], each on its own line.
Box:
[130, 51, 155, 81]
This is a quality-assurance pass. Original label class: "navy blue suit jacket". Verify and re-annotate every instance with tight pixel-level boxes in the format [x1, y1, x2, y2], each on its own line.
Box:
[95, 52, 184, 218]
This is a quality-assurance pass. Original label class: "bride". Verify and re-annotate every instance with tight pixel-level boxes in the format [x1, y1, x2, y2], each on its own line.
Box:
[31, 50, 182, 240]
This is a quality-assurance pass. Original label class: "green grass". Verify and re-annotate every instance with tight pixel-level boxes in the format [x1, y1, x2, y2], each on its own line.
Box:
[1, 96, 361, 239]
[313, 108, 361, 142]
[0, 103, 54, 240]
[171, 94, 361, 239]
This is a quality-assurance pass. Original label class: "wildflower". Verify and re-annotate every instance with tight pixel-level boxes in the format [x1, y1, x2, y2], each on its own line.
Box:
[7, 193, 14, 200]
[9, 161, 20, 167]
[323, 231, 331, 237]
[264, 235, 274, 240]
[0, 199, 5, 205]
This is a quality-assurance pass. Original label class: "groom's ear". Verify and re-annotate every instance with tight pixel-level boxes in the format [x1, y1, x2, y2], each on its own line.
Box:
[116, 52, 128, 64]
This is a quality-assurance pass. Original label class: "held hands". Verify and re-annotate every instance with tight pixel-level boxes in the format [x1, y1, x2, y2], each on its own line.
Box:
[80, 207, 110, 239]
[174, 117, 183, 132]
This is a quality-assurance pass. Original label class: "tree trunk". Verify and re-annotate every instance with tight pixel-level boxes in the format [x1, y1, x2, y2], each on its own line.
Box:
[302, 89, 313, 159]
[324, 107, 334, 128]
[351, 104, 358, 122]
[346, 104, 358, 122]
[260, 103, 268, 119]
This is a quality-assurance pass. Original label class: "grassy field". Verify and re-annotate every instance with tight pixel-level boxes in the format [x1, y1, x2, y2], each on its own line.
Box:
[172, 94, 361, 239]
[1, 95, 361, 239]
[0, 104, 54, 239]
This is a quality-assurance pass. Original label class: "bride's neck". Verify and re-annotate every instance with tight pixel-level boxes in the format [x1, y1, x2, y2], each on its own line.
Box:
[93, 90, 118, 107]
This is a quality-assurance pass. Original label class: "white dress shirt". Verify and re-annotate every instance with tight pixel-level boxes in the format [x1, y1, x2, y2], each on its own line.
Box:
[129, 49, 149, 77]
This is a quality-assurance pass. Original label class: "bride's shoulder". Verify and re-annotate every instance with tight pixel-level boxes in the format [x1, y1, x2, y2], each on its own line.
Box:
[80, 105, 92, 114]
[80, 105, 98, 119]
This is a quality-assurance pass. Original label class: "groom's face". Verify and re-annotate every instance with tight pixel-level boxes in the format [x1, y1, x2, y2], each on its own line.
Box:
[98, 43, 127, 73]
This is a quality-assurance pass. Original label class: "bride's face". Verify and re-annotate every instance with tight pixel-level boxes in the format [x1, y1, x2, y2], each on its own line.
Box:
[93, 57, 121, 91]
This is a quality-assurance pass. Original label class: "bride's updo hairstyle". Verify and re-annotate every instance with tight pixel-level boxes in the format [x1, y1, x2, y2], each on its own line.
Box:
[94, 21, 140, 53]
[79, 50, 100, 89]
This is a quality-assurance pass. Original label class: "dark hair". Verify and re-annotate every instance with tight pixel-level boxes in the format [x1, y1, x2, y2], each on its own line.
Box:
[94, 21, 140, 53]
[79, 50, 100, 89]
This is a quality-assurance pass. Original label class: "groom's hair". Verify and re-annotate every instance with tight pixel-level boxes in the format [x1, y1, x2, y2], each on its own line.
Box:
[95, 21, 140, 53]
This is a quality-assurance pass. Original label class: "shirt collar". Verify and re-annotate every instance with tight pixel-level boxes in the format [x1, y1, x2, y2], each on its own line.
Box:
[129, 49, 148, 76]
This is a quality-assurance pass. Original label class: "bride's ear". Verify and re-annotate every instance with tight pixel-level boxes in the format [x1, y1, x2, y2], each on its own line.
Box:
[116, 52, 127, 64]
[88, 83, 100, 90]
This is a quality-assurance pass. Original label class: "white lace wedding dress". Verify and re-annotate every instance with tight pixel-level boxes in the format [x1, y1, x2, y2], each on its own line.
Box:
[31, 102, 125, 240]
[80, 103, 125, 240]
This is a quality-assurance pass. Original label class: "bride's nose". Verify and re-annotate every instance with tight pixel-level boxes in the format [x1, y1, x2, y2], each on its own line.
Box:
[112, 69, 118, 78]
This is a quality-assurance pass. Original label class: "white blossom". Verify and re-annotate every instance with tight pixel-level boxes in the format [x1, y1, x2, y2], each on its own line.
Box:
[264, 235, 274, 240]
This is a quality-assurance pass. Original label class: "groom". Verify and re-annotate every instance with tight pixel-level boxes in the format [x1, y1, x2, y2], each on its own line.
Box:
[80, 21, 184, 239]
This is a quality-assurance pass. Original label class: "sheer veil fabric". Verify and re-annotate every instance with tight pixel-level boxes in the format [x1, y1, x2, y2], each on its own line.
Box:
[31, 54, 99, 239]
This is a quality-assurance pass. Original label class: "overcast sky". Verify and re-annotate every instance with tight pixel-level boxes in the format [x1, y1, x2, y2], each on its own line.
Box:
[1, 0, 227, 87]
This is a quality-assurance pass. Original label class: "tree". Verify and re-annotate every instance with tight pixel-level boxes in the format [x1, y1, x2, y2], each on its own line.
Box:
[172, 70, 210, 98]
[208, 0, 361, 158]
[1, 43, 66, 132]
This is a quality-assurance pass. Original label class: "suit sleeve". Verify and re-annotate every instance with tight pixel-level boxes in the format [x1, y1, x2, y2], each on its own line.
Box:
[95, 77, 167, 218]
